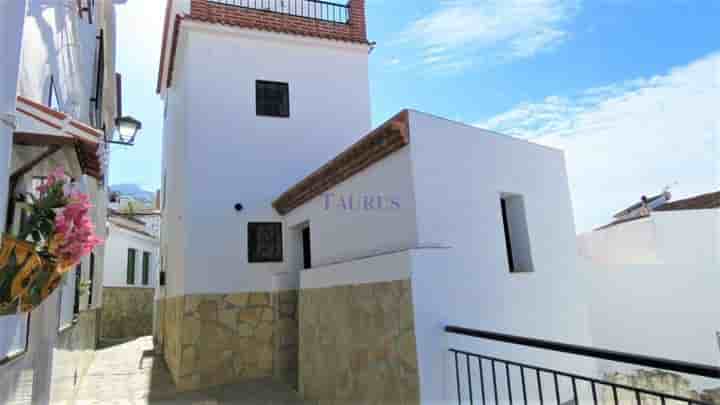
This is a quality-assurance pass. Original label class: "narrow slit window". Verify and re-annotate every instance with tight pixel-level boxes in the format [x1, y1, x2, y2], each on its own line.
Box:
[256, 81, 289, 118]
[500, 194, 534, 273]
[127, 248, 136, 285]
[73, 264, 82, 315]
[88, 252, 95, 306]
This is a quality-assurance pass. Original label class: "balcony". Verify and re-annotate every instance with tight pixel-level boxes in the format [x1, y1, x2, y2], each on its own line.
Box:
[208, 0, 351, 24]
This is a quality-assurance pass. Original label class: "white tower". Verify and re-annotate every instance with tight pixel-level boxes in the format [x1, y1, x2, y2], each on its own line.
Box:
[156, 0, 372, 390]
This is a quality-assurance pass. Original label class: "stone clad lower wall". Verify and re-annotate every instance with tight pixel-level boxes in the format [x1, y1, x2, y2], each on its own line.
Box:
[274, 289, 299, 388]
[299, 279, 420, 403]
[160, 296, 184, 381]
[603, 370, 720, 404]
[158, 292, 279, 391]
[101, 287, 154, 339]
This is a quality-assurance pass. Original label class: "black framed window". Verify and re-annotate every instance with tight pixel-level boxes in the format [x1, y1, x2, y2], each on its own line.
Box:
[126, 248, 136, 285]
[248, 222, 283, 263]
[142, 251, 151, 285]
[256, 81, 289, 117]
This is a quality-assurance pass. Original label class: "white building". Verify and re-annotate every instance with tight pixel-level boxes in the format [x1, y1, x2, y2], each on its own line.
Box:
[578, 191, 720, 392]
[156, 0, 593, 401]
[0, 1, 127, 403]
[100, 214, 159, 340]
[104, 215, 160, 289]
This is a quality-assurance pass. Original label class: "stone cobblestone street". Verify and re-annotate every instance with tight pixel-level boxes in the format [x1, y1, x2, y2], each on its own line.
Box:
[53, 337, 310, 405]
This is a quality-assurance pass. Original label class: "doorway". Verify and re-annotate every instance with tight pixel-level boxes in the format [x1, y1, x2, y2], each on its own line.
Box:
[302, 227, 311, 270]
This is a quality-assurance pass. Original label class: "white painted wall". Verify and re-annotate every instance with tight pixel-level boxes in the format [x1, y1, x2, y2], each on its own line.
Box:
[104, 223, 160, 288]
[158, 30, 189, 298]
[281, 110, 595, 402]
[0, 0, 27, 229]
[579, 209, 720, 389]
[161, 23, 372, 297]
[0, 1, 29, 385]
[407, 111, 595, 402]
[0, 1, 119, 403]
[285, 147, 418, 269]
[300, 248, 418, 290]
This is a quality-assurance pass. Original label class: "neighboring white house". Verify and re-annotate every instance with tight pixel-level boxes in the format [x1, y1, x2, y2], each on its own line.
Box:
[0, 1, 126, 404]
[104, 215, 160, 289]
[100, 214, 159, 339]
[155, 0, 594, 400]
[578, 191, 720, 392]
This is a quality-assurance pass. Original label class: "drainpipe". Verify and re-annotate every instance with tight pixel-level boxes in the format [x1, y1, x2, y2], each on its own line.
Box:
[0, 0, 27, 230]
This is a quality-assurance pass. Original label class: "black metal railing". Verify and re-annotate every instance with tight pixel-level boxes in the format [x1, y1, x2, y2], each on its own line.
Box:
[208, 0, 350, 24]
[446, 326, 720, 405]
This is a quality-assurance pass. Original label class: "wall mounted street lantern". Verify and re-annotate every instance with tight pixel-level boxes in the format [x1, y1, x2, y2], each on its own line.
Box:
[108, 115, 142, 145]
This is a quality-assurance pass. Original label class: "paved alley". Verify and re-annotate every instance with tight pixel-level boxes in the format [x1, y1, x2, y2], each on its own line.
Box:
[54, 337, 309, 405]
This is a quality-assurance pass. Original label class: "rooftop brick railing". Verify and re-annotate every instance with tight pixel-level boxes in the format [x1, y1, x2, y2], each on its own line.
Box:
[190, 0, 367, 43]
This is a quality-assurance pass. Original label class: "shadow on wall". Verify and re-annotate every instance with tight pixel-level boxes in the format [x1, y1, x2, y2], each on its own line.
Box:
[25, 0, 83, 116]
[67, 337, 307, 403]
[0, 368, 35, 404]
[48, 309, 100, 403]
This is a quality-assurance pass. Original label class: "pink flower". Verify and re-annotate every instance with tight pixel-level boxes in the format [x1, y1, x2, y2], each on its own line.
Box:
[36, 182, 49, 195]
[52, 189, 103, 267]
[49, 166, 66, 182]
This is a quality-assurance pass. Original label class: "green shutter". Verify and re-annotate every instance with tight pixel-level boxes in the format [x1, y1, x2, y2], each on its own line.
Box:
[127, 249, 136, 285]
[142, 252, 150, 285]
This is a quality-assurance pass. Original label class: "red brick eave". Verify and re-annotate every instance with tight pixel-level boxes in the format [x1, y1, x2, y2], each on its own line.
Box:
[156, 0, 175, 95]
[76, 142, 104, 180]
[163, 15, 371, 91]
[69, 120, 102, 138]
[272, 110, 410, 216]
[17, 96, 67, 120]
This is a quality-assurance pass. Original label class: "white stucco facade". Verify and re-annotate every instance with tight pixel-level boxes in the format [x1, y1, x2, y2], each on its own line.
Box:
[578, 208, 720, 388]
[104, 221, 160, 288]
[159, 22, 372, 298]
[0, 1, 122, 403]
[156, 3, 596, 400]
[288, 111, 595, 402]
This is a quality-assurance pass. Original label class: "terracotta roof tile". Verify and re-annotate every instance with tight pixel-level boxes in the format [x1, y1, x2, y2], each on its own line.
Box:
[273, 110, 409, 215]
[158, 0, 370, 92]
[655, 191, 720, 211]
[15, 96, 104, 180]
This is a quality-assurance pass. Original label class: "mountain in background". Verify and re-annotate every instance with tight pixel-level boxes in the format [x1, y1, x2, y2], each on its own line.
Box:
[109, 184, 155, 202]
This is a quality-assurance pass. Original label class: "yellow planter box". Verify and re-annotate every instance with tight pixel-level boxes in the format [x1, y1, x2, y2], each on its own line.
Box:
[0, 235, 69, 316]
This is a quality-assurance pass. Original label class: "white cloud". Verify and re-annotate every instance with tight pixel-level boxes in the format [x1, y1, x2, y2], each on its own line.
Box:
[115, 1, 166, 70]
[396, 0, 580, 72]
[479, 53, 720, 232]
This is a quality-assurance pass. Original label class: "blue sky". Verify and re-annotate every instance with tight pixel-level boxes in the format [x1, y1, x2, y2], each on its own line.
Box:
[112, 0, 719, 231]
